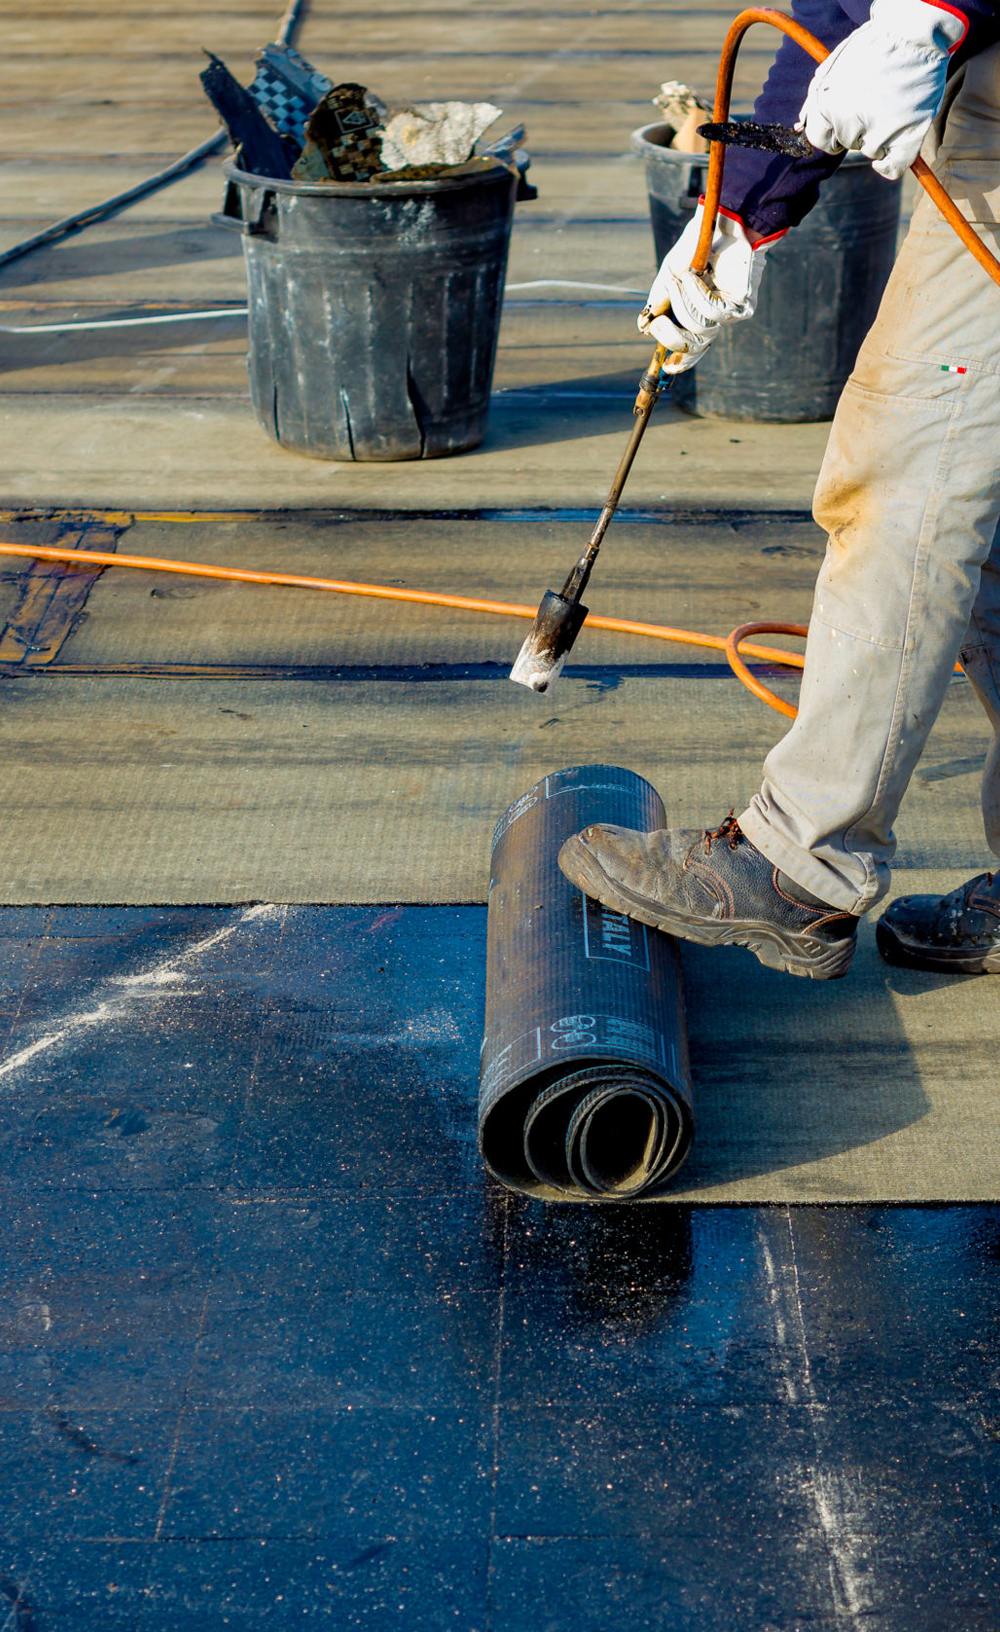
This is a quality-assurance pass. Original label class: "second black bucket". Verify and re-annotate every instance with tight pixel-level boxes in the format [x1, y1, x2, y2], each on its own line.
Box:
[222, 159, 520, 460]
[631, 122, 903, 422]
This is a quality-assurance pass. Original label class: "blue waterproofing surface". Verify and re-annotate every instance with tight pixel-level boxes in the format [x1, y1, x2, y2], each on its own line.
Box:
[1, 903, 999, 1629]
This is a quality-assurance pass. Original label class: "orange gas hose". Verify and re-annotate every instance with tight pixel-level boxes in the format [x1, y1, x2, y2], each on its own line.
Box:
[0, 542, 808, 681]
[726, 620, 807, 718]
[697, 9, 1000, 289]
[2, 547, 968, 712]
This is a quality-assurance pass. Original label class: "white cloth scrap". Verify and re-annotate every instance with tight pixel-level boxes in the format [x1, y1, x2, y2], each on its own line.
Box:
[379, 101, 502, 169]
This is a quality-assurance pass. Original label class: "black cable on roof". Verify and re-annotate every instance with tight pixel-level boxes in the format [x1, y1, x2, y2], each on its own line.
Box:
[0, 0, 309, 273]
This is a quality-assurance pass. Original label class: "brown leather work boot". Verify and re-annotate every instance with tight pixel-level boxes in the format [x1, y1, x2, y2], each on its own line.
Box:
[558, 812, 859, 980]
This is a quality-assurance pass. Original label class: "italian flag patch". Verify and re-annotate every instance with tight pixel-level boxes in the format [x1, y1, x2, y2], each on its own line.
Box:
[942, 364, 968, 374]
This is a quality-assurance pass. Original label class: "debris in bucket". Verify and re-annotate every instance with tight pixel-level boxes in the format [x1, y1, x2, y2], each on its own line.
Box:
[653, 81, 711, 153]
[480, 122, 527, 163]
[199, 39, 529, 189]
[293, 84, 386, 182]
[200, 51, 295, 179]
[249, 43, 333, 147]
[379, 101, 501, 170]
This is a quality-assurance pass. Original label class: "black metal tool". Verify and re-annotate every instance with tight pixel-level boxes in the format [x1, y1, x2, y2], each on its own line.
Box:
[697, 119, 814, 157]
[508, 117, 811, 695]
[510, 343, 671, 692]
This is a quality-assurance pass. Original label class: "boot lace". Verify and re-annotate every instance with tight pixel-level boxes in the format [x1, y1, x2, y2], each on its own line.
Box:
[704, 810, 743, 853]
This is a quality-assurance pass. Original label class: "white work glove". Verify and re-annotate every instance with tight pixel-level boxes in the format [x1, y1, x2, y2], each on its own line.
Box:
[797, 0, 967, 180]
[638, 203, 776, 374]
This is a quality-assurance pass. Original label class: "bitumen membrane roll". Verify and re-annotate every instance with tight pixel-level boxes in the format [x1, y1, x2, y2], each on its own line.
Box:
[479, 765, 694, 1201]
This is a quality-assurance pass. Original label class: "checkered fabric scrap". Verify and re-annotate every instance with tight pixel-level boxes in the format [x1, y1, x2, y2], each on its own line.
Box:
[321, 123, 383, 180]
[306, 84, 385, 181]
[250, 43, 333, 146]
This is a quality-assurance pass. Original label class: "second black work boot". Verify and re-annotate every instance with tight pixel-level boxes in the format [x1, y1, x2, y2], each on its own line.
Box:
[876, 871, 1000, 973]
[558, 812, 859, 980]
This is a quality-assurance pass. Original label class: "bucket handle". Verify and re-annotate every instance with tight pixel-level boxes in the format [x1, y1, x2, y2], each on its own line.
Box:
[681, 166, 705, 210]
[210, 179, 278, 238]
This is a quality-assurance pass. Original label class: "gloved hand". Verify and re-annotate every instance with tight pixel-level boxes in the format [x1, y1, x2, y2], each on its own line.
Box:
[638, 203, 776, 374]
[797, 0, 967, 180]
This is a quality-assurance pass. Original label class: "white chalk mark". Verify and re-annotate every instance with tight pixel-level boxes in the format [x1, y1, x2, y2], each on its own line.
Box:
[16, 1300, 52, 1333]
[760, 1233, 798, 1404]
[298, 1006, 462, 1050]
[0, 1566, 35, 1632]
[0, 1008, 115, 1078]
[111, 903, 277, 989]
[760, 1214, 871, 1627]
[0, 904, 281, 1083]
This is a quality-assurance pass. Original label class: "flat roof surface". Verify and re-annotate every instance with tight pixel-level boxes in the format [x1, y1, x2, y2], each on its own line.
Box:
[1, 0, 997, 1625]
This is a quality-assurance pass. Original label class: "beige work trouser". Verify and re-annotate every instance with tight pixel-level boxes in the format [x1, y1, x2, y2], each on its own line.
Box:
[740, 43, 1000, 914]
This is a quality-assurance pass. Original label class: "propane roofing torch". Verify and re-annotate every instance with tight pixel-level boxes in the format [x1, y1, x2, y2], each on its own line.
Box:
[508, 339, 674, 691]
[510, 0, 1000, 691]
[507, 99, 814, 690]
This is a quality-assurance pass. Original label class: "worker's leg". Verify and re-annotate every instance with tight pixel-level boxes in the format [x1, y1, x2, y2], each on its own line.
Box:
[870, 539, 1000, 975]
[739, 43, 1000, 914]
[958, 527, 1000, 851]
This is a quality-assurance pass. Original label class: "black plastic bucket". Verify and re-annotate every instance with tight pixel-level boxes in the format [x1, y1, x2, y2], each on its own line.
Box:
[630, 122, 902, 422]
[221, 159, 519, 460]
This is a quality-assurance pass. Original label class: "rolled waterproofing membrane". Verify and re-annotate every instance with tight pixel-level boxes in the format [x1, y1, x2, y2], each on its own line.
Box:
[479, 765, 694, 1201]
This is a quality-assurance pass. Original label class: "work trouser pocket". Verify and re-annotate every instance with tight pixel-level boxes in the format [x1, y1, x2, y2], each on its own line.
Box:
[813, 381, 960, 648]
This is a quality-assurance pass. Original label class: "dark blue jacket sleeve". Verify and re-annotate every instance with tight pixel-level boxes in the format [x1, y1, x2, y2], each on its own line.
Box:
[718, 0, 994, 238]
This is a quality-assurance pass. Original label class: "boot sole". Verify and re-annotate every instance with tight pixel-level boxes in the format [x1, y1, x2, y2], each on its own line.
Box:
[875, 915, 1000, 975]
[560, 835, 856, 981]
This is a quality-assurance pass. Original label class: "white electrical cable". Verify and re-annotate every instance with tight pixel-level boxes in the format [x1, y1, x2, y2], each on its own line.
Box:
[0, 281, 647, 336]
[505, 280, 647, 294]
[0, 0, 310, 274]
[0, 309, 249, 335]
